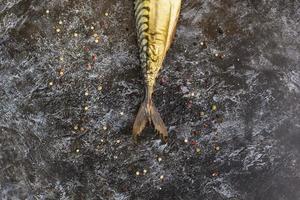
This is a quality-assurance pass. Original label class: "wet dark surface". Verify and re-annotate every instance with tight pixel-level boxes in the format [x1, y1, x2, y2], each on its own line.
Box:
[1, 0, 300, 199]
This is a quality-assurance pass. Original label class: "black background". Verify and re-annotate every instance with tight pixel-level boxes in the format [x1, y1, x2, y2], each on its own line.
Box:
[0, 0, 299, 199]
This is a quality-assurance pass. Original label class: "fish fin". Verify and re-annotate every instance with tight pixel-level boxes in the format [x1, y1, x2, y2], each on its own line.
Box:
[133, 98, 168, 142]
[150, 102, 168, 142]
[132, 100, 148, 141]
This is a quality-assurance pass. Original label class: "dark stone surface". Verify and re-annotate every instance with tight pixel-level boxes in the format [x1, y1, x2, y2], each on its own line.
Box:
[0, 0, 299, 199]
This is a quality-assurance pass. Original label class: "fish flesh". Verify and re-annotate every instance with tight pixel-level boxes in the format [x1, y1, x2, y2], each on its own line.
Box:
[133, 0, 182, 141]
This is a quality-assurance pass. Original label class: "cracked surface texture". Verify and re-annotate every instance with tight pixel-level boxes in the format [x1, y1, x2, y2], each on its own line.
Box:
[0, 0, 299, 199]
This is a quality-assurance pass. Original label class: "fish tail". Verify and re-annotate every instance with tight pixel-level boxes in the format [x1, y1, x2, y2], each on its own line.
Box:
[133, 93, 168, 142]
[132, 100, 148, 141]
[149, 101, 168, 142]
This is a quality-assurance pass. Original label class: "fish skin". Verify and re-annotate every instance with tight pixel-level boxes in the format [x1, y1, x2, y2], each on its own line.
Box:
[133, 0, 182, 141]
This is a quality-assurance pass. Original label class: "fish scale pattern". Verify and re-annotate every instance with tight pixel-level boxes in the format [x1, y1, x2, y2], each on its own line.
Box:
[134, 0, 151, 80]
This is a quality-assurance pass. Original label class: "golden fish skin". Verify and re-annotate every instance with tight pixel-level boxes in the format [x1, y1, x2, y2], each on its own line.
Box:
[133, 0, 182, 141]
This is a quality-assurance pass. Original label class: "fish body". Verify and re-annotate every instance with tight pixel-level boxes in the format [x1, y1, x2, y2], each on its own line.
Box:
[133, 0, 182, 141]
